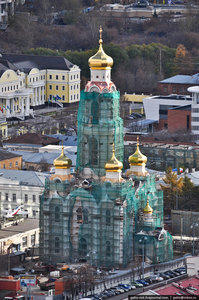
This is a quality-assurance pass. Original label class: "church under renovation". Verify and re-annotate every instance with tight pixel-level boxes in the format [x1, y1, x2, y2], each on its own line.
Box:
[39, 28, 173, 268]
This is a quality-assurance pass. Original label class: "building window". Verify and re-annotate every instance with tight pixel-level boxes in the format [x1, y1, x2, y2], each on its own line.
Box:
[49, 85, 52, 90]
[15, 161, 18, 167]
[49, 75, 52, 79]
[62, 95, 65, 101]
[12, 194, 16, 202]
[33, 210, 36, 217]
[9, 162, 12, 168]
[106, 210, 111, 226]
[89, 137, 98, 165]
[0, 192, 1, 201]
[50, 95, 52, 100]
[56, 85, 58, 90]
[55, 206, 60, 222]
[77, 74, 78, 79]
[71, 86, 72, 90]
[62, 75, 65, 80]
[76, 207, 83, 223]
[3, 164, 5, 169]
[71, 95, 72, 101]
[74, 94, 76, 100]
[62, 86, 65, 91]
[187, 115, 190, 130]
[79, 238, 87, 257]
[83, 208, 88, 224]
[5, 193, 8, 201]
[33, 195, 36, 202]
[31, 234, 35, 246]
[22, 236, 27, 248]
[55, 237, 60, 253]
[106, 241, 111, 257]
[25, 194, 28, 203]
[56, 75, 58, 80]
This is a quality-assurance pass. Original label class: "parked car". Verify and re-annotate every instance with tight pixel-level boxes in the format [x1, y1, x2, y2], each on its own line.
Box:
[164, 271, 175, 278]
[159, 272, 170, 280]
[136, 279, 149, 286]
[144, 277, 153, 284]
[131, 281, 143, 287]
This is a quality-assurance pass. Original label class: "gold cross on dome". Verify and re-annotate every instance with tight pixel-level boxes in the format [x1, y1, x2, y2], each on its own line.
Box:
[99, 26, 102, 40]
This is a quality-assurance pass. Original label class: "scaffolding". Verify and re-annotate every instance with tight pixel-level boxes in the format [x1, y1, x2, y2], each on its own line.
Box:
[40, 90, 173, 268]
[76, 91, 123, 177]
[40, 173, 173, 267]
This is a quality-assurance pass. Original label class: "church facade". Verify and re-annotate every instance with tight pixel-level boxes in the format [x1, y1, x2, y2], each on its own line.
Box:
[39, 28, 173, 268]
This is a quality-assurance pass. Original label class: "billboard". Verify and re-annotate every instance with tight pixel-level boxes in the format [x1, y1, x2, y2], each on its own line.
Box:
[20, 275, 36, 287]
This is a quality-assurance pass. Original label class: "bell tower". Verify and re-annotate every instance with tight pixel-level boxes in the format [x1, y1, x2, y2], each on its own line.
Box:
[76, 27, 123, 178]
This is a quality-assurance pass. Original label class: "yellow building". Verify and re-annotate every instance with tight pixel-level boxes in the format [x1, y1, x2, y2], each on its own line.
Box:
[1, 54, 81, 107]
[123, 93, 151, 115]
[0, 119, 8, 139]
[0, 149, 22, 170]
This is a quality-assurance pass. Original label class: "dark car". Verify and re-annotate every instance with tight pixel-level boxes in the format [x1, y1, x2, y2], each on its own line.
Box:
[164, 271, 175, 278]
[137, 279, 149, 286]
[159, 272, 170, 280]
[144, 277, 153, 284]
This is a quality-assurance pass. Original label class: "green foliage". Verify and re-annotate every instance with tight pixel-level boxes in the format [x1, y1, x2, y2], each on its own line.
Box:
[26, 42, 177, 92]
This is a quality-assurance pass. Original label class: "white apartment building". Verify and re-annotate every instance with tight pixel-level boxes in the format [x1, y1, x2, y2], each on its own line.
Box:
[188, 86, 199, 135]
[0, 169, 49, 219]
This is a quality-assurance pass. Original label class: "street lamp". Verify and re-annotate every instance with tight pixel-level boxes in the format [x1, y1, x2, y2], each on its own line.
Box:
[190, 223, 198, 256]
[139, 236, 148, 279]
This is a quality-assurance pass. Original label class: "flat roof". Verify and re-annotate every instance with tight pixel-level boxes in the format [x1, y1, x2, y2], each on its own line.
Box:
[156, 276, 199, 296]
[0, 219, 39, 240]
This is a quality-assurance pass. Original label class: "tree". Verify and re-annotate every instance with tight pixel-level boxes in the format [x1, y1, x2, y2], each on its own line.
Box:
[174, 44, 193, 74]
[160, 167, 183, 212]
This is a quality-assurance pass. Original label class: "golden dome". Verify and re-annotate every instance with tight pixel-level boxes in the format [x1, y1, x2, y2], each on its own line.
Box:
[88, 26, 113, 70]
[128, 136, 147, 166]
[54, 146, 72, 169]
[143, 199, 153, 214]
[105, 146, 123, 172]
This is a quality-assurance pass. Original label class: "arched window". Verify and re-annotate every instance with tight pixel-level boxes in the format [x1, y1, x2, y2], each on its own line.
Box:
[55, 237, 60, 253]
[106, 210, 111, 226]
[79, 238, 87, 257]
[91, 100, 99, 124]
[55, 206, 60, 222]
[83, 208, 88, 224]
[106, 241, 111, 257]
[76, 207, 83, 223]
[89, 137, 98, 166]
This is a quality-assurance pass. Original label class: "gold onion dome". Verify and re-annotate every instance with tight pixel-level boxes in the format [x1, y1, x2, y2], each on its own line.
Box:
[54, 146, 72, 169]
[128, 136, 147, 166]
[143, 200, 153, 214]
[88, 26, 113, 70]
[105, 146, 123, 172]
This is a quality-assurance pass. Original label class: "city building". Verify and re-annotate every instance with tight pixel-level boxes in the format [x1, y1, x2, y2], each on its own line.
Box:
[143, 94, 192, 131]
[124, 136, 199, 171]
[158, 73, 199, 96]
[0, 219, 39, 254]
[0, 0, 15, 25]
[3, 132, 60, 152]
[39, 28, 173, 268]
[0, 54, 80, 121]
[9, 148, 76, 171]
[123, 93, 149, 115]
[0, 149, 22, 170]
[0, 169, 49, 219]
[188, 86, 199, 135]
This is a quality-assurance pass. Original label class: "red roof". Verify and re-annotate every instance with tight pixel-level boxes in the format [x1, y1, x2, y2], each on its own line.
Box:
[4, 133, 60, 146]
[156, 277, 199, 296]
